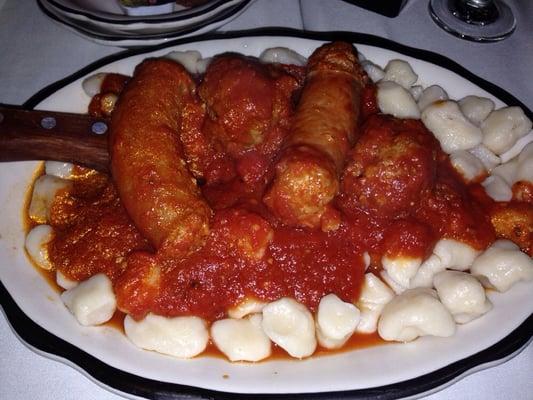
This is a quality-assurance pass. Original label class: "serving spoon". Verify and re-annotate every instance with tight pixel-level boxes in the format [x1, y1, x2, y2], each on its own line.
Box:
[0, 105, 109, 173]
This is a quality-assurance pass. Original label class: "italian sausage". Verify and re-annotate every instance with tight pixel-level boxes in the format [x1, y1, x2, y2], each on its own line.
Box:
[109, 59, 211, 257]
[263, 42, 366, 230]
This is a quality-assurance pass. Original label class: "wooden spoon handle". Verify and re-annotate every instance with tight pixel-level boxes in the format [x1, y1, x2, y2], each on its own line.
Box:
[0, 105, 110, 172]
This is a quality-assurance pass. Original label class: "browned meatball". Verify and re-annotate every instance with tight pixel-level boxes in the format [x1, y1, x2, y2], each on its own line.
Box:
[199, 55, 300, 185]
[340, 115, 439, 219]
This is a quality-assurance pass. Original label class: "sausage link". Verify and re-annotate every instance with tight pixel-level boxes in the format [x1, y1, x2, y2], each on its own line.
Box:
[288, 41, 366, 170]
[264, 42, 366, 230]
[109, 59, 211, 257]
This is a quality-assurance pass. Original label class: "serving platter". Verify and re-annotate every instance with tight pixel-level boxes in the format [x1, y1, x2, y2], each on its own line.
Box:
[45, 0, 245, 22]
[38, 0, 252, 46]
[1, 30, 532, 399]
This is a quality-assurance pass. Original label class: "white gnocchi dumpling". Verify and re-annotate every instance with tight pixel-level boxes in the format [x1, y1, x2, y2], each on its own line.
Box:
[380, 270, 406, 295]
[259, 47, 307, 66]
[25, 224, 54, 270]
[470, 240, 533, 292]
[124, 313, 208, 358]
[56, 270, 78, 290]
[356, 273, 395, 333]
[377, 81, 420, 119]
[82, 72, 107, 97]
[409, 239, 479, 288]
[381, 255, 422, 290]
[481, 107, 532, 155]
[45, 161, 74, 180]
[409, 254, 446, 289]
[61, 273, 116, 326]
[482, 175, 513, 202]
[361, 60, 385, 83]
[211, 314, 271, 362]
[410, 85, 423, 102]
[491, 159, 518, 186]
[450, 150, 486, 182]
[417, 85, 449, 111]
[432, 239, 480, 271]
[433, 271, 492, 324]
[515, 142, 533, 184]
[29, 175, 72, 223]
[165, 50, 203, 74]
[195, 57, 213, 75]
[261, 297, 316, 358]
[458, 95, 495, 126]
[421, 101, 482, 154]
[378, 288, 456, 342]
[468, 144, 501, 172]
[316, 294, 360, 349]
[227, 297, 267, 319]
[499, 131, 533, 164]
[382, 59, 418, 89]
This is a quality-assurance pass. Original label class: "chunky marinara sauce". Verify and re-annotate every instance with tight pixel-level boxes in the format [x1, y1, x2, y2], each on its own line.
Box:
[46, 67, 495, 324]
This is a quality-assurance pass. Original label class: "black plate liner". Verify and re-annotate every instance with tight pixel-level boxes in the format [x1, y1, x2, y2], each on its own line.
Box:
[37, 0, 252, 41]
[2, 28, 531, 400]
[44, 0, 239, 24]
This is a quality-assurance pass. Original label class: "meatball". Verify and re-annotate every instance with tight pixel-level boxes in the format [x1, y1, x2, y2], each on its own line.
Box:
[340, 115, 438, 219]
[211, 208, 274, 261]
[199, 55, 301, 184]
[416, 179, 495, 251]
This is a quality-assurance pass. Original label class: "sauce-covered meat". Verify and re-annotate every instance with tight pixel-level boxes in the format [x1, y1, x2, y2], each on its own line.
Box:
[46, 44, 499, 324]
[116, 207, 367, 321]
[198, 54, 302, 185]
[340, 115, 438, 219]
[264, 42, 366, 230]
[48, 170, 150, 282]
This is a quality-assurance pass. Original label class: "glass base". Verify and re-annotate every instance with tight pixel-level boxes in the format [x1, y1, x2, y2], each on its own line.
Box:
[429, 0, 516, 42]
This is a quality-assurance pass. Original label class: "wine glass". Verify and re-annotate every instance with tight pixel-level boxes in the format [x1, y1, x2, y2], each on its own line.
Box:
[429, 0, 516, 42]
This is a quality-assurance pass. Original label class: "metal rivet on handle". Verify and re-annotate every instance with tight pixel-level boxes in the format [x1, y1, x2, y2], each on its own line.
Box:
[41, 116, 56, 129]
[91, 121, 108, 135]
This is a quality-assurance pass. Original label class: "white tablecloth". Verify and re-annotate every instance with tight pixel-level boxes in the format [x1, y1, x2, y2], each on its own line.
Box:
[0, 0, 531, 399]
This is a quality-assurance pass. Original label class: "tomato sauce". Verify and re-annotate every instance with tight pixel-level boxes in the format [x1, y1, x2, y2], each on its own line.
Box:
[45, 96, 496, 325]
[40, 60, 498, 334]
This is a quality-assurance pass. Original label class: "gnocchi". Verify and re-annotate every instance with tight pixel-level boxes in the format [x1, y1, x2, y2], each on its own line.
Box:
[470, 240, 533, 292]
[316, 294, 360, 349]
[378, 288, 456, 342]
[211, 315, 271, 362]
[382, 59, 418, 89]
[458, 95, 495, 126]
[481, 107, 532, 155]
[124, 314, 209, 358]
[61, 274, 116, 326]
[433, 271, 492, 324]
[261, 298, 317, 358]
[28, 175, 72, 223]
[377, 81, 420, 119]
[417, 85, 448, 111]
[356, 273, 395, 334]
[421, 101, 482, 154]
[25, 224, 54, 270]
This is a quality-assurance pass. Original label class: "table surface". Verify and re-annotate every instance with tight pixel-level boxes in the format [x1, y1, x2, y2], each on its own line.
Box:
[0, 0, 531, 399]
